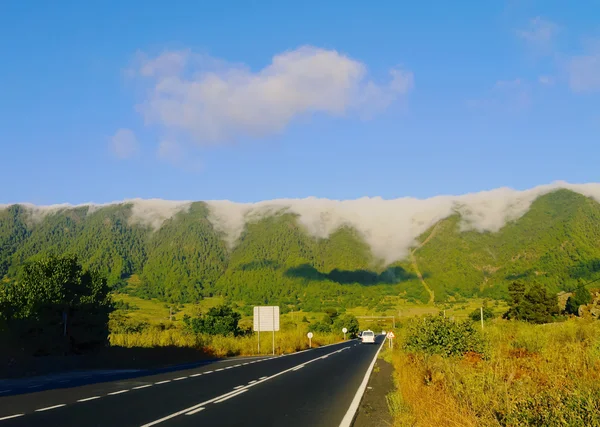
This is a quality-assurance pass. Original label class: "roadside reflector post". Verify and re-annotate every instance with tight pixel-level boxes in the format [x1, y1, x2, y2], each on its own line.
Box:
[307, 332, 313, 348]
[480, 307, 484, 330]
[342, 327, 347, 341]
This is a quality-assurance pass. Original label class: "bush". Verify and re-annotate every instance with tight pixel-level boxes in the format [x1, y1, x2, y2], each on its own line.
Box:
[183, 304, 241, 336]
[469, 306, 495, 322]
[404, 314, 486, 357]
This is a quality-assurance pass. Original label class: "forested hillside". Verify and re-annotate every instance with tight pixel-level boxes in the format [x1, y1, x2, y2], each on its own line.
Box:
[1, 189, 599, 309]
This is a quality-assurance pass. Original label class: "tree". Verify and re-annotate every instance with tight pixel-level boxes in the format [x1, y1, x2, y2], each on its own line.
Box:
[0, 255, 113, 354]
[183, 305, 241, 336]
[333, 314, 360, 338]
[565, 286, 593, 316]
[504, 282, 559, 324]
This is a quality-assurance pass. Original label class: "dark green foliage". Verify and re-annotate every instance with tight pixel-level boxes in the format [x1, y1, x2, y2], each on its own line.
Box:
[183, 305, 241, 336]
[565, 286, 593, 315]
[0, 255, 113, 354]
[404, 314, 486, 357]
[469, 306, 495, 322]
[504, 282, 559, 323]
[139, 203, 227, 303]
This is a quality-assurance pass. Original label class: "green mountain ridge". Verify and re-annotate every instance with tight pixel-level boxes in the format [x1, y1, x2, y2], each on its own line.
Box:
[1, 189, 599, 309]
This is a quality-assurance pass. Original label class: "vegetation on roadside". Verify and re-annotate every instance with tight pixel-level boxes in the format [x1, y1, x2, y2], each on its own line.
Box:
[388, 316, 600, 426]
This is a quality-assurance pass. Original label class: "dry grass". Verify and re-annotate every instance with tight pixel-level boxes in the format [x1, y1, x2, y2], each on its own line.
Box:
[388, 318, 600, 427]
[109, 326, 341, 357]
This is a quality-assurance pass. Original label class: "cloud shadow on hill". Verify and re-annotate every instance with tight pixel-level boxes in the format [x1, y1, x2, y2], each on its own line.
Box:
[285, 264, 420, 286]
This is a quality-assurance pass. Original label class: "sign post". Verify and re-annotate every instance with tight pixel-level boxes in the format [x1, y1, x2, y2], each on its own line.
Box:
[307, 332, 313, 348]
[253, 306, 280, 355]
[387, 331, 395, 349]
[342, 327, 348, 340]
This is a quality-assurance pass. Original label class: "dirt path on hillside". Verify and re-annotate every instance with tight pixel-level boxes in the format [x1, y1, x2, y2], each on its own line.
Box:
[410, 223, 441, 304]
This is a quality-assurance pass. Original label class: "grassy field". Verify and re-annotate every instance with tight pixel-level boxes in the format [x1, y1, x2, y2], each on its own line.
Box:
[385, 317, 600, 427]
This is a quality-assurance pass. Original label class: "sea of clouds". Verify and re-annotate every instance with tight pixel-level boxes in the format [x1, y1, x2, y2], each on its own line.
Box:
[2, 181, 599, 263]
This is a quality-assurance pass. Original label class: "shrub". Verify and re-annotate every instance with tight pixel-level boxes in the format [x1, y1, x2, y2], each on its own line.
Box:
[404, 314, 486, 357]
[469, 306, 495, 322]
[504, 282, 559, 323]
[183, 305, 241, 336]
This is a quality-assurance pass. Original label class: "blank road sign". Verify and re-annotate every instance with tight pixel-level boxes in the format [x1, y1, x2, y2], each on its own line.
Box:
[253, 306, 280, 331]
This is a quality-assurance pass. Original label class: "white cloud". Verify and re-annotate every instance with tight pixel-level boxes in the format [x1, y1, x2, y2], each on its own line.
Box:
[516, 17, 559, 50]
[110, 128, 139, 159]
[568, 46, 600, 93]
[132, 46, 413, 145]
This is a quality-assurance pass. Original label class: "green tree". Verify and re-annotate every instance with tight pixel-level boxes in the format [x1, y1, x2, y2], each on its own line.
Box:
[565, 286, 593, 315]
[183, 305, 241, 336]
[0, 255, 112, 354]
[505, 282, 559, 324]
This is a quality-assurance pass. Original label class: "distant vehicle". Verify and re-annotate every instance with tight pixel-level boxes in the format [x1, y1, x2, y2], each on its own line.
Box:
[361, 330, 375, 344]
[357, 331, 363, 339]
[381, 330, 387, 335]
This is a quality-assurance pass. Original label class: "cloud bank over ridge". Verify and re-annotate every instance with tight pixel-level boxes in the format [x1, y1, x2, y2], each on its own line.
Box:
[2, 181, 599, 264]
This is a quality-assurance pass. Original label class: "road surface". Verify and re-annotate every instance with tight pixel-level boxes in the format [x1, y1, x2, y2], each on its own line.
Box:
[0, 335, 385, 427]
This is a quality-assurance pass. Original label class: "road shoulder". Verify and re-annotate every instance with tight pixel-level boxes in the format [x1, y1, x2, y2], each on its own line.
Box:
[352, 356, 394, 427]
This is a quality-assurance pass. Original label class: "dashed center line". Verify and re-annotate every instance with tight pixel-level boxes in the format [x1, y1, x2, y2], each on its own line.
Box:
[259, 376, 268, 380]
[214, 389, 247, 403]
[233, 385, 244, 390]
[77, 396, 101, 402]
[248, 380, 257, 384]
[155, 380, 171, 385]
[215, 368, 224, 372]
[204, 370, 213, 374]
[185, 407, 205, 416]
[133, 384, 153, 390]
[0, 414, 24, 421]
[36, 404, 66, 412]
[189, 373, 202, 377]
[173, 377, 187, 381]
[107, 390, 129, 396]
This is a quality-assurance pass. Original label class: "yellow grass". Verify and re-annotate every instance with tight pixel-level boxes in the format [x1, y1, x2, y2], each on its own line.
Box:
[387, 318, 600, 426]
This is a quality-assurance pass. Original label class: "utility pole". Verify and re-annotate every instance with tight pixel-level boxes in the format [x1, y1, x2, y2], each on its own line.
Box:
[169, 306, 173, 322]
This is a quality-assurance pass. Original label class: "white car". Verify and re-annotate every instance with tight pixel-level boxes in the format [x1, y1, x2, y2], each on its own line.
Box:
[361, 330, 375, 344]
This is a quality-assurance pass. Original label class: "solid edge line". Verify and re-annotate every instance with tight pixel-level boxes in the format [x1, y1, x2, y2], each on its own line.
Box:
[338, 338, 386, 427]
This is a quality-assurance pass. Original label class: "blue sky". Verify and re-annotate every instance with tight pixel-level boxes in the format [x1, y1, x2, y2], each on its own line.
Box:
[0, 0, 598, 205]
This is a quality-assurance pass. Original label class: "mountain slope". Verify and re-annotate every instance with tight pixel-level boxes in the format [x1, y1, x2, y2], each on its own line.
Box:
[0, 188, 599, 307]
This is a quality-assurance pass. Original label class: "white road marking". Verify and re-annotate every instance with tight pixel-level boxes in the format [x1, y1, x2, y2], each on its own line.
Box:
[233, 385, 244, 390]
[214, 389, 247, 403]
[0, 390, 11, 394]
[133, 384, 153, 390]
[215, 368, 224, 372]
[204, 370, 213, 374]
[36, 404, 66, 412]
[0, 414, 24, 421]
[190, 373, 202, 377]
[292, 365, 305, 371]
[155, 380, 171, 385]
[339, 338, 386, 427]
[185, 407, 205, 416]
[27, 384, 42, 389]
[233, 364, 241, 367]
[242, 363, 249, 365]
[173, 377, 187, 381]
[77, 396, 101, 402]
[141, 346, 348, 426]
[224, 367, 232, 370]
[248, 380, 257, 384]
[108, 390, 129, 395]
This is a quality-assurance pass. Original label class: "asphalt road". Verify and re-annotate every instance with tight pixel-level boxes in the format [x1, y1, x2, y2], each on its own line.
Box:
[0, 336, 385, 427]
